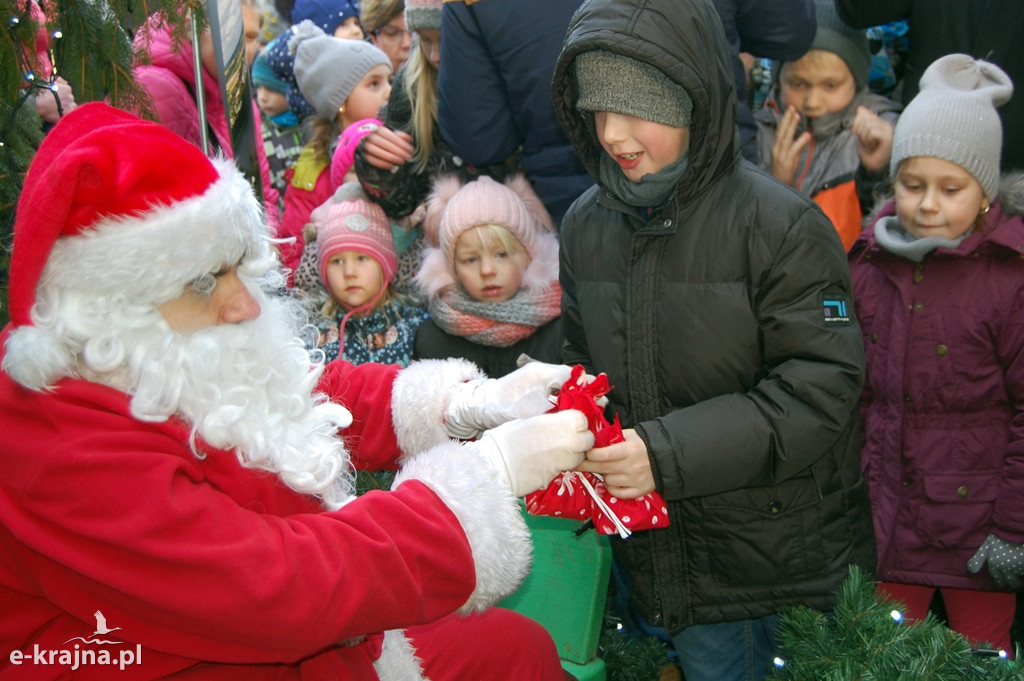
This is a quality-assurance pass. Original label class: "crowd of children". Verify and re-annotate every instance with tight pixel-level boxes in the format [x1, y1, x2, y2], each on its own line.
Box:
[219, 0, 1024, 674]
[16, 0, 1023, 678]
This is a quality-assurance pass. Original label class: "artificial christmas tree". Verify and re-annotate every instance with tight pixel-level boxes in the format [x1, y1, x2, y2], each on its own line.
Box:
[772, 565, 1022, 681]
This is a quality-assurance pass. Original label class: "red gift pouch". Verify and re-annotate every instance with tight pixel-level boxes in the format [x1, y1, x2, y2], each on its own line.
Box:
[524, 365, 669, 537]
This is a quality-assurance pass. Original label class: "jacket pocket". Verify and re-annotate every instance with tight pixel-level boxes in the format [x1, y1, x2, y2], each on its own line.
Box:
[916, 473, 998, 549]
[700, 477, 826, 587]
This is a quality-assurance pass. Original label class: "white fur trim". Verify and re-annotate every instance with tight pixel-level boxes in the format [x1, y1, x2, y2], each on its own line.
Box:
[998, 171, 1024, 216]
[393, 441, 532, 612]
[373, 629, 427, 681]
[390, 358, 484, 459]
[39, 158, 270, 308]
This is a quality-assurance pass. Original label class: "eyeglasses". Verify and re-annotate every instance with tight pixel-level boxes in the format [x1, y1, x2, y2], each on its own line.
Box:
[372, 26, 411, 45]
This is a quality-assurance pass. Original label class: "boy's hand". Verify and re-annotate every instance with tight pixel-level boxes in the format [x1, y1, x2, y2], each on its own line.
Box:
[360, 127, 415, 171]
[770, 106, 811, 187]
[576, 429, 656, 499]
[853, 106, 894, 173]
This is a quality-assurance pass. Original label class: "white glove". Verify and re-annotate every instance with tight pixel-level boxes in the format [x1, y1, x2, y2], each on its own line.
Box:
[445, 360, 573, 439]
[470, 411, 594, 497]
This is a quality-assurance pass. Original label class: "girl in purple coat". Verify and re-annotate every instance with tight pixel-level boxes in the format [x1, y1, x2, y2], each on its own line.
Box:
[849, 53, 1024, 652]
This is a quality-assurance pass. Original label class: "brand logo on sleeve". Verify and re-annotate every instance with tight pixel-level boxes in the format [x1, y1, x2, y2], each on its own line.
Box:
[821, 293, 852, 326]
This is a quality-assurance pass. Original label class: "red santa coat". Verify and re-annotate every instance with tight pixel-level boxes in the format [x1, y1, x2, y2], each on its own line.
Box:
[0, 351, 520, 679]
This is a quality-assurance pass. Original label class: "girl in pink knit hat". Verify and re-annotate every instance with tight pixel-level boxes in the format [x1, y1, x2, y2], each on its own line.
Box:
[308, 187, 428, 366]
[412, 174, 562, 377]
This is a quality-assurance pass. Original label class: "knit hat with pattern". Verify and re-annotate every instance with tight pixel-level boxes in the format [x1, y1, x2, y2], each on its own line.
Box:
[291, 0, 359, 35]
[891, 53, 1013, 200]
[265, 30, 317, 120]
[290, 20, 391, 119]
[316, 197, 398, 286]
[810, 0, 871, 92]
[404, 0, 441, 32]
[574, 50, 693, 128]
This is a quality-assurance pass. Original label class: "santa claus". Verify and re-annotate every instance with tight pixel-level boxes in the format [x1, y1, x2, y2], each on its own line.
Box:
[0, 103, 593, 680]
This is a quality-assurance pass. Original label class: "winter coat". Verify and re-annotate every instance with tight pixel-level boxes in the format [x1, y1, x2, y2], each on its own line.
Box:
[0, 345, 532, 680]
[437, 0, 593, 225]
[313, 299, 429, 366]
[415, 317, 563, 379]
[132, 16, 281, 226]
[755, 88, 902, 249]
[279, 145, 332, 275]
[834, 0, 1024, 174]
[552, 0, 875, 633]
[849, 174, 1024, 590]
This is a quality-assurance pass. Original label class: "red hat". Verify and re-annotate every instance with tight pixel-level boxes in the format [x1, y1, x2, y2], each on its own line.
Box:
[8, 102, 267, 328]
[4, 103, 270, 387]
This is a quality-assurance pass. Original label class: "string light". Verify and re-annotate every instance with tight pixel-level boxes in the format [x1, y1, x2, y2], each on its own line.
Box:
[890, 609, 903, 624]
[773, 656, 786, 669]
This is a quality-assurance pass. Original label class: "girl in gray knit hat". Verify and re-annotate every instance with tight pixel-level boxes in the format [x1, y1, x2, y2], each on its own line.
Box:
[277, 21, 393, 280]
[849, 53, 1024, 654]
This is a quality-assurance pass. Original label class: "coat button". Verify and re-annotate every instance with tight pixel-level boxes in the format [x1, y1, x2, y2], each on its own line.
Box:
[663, 219, 672, 227]
[936, 344, 948, 356]
[871, 333, 878, 343]
[914, 302, 924, 310]
[957, 485, 970, 498]
[767, 501, 782, 514]
[913, 270, 923, 283]
[904, 395, 912, 402]
[902, 479, 911, 487]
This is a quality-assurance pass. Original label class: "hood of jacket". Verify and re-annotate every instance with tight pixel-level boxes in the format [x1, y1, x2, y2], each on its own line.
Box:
[552, 0, 741, 209]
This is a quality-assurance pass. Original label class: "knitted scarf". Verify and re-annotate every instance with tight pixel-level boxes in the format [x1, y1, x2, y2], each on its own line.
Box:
[428, 282, 562, 348]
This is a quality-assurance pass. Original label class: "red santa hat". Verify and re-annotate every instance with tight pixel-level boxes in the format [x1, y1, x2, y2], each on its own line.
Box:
[4, 103, 270, 386]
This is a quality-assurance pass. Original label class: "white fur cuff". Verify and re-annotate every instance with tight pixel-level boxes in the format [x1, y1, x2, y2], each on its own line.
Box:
[393, 441, 532, 612]
[391, 358, 485, 460]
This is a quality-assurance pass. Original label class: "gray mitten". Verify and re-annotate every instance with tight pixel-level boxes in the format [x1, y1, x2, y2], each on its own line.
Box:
[967, 533, 1024, 590]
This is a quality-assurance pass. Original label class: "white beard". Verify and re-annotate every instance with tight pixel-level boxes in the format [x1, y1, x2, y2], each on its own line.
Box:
[81, 274, 357, 510]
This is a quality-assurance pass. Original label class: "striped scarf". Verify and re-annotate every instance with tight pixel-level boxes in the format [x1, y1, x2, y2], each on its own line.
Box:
[428, 282, 562, 348]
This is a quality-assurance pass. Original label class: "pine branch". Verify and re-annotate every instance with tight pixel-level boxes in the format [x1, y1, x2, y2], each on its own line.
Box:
[772, 565, 1024, 681]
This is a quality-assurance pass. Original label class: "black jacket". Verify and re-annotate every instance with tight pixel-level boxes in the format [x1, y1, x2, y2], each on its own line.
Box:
[552, 0, 875, 632]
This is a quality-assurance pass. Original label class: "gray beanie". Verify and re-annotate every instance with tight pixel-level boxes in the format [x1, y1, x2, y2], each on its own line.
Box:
[811, 0, 871, 91]
[891, 54, 1013, 200]
[290, 20, 391, 119]
[404, 0, 442, 32]
[574, 50, 693, 128]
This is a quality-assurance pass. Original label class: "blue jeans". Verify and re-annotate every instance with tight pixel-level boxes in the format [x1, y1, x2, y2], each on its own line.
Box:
[670, 615, 780, 681]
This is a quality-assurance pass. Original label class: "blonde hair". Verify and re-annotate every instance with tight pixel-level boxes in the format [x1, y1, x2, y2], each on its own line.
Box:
[403, 40, 438, 174]
[470, 224, 527, 258]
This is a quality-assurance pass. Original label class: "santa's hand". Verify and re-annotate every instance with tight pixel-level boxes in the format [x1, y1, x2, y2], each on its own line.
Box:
[967, 533, 1024, 590]
[470, 411, 593, 497]
[444, 361, 573, 439]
